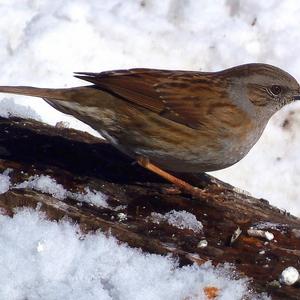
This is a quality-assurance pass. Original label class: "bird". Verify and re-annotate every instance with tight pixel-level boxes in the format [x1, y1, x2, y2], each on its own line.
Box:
[0, 63, 299, 197]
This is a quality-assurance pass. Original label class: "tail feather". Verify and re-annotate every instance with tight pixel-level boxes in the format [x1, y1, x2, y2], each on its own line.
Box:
[0, 86, 70, 100]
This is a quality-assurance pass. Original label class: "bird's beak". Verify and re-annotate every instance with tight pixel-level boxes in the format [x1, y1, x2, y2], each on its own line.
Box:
[293, 88, 300, 101]
[294, 95, 300, 100]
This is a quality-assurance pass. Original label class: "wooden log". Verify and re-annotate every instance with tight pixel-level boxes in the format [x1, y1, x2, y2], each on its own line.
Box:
[0, 116, 299, 299]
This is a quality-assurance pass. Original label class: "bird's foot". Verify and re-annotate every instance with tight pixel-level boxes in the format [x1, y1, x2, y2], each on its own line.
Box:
[137, 157, 208, 199]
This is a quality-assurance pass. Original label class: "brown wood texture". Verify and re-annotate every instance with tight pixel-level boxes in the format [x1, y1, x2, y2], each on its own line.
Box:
[0, 117, 299, 299]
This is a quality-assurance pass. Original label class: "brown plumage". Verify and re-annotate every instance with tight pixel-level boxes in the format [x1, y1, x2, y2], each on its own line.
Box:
[0, 63, 299, 176]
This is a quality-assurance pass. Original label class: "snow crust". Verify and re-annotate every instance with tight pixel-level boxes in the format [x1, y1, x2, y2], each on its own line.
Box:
[16, 175, 67, 200]
[15, 174, 109, 208]
[0, 98, 41, 121]
[0, 171, 269, 299]
[151, 210, 203, 233]
[0, 169, 11, 194]
[0, 209, 268, 300]
[280, 266, 300, 286]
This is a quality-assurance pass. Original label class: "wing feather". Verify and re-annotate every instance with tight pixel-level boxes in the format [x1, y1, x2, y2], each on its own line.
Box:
[74, 68, 226, 129]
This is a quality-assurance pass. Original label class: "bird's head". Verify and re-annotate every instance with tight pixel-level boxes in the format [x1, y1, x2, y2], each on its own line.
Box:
[222, 63, 300, 119]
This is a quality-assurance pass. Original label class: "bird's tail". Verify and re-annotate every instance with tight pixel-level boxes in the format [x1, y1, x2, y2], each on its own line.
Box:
[0, 86, 71, 100]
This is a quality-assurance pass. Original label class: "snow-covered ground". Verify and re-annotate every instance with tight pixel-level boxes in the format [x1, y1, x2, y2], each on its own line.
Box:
[0, 170, 269, 300]
[0, 0, 299, 298]
[0, 208, 256, 300]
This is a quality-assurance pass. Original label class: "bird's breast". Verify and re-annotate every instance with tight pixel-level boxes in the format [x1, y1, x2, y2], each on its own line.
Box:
[50, 94, 263, 173]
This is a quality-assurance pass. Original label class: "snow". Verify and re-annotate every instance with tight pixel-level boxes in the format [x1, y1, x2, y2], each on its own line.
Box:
[197, 239, 208, 248]
[247, 229, 274, 241]
[15, 174, 109, 208]
[117, 212, 128, 222]
[0, 171, 269, 299]
[0, 98, 41, 121]
[16, 175, 67, 200]
[280, 267, 299, 286]
[151, 210, 203, 233]
[70, 187, 109, 208]
[0, 208, 268, 300]
[0, 169, 11, 194]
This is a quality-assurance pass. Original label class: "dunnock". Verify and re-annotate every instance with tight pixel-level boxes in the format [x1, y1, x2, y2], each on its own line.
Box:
[0, 63, 299, 195]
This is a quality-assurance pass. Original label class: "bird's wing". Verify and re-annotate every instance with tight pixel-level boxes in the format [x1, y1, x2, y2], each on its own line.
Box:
[74, 68, 223, 129]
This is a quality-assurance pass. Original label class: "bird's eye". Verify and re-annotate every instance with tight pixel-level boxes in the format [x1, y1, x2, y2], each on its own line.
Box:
[269, 85, 282, 96]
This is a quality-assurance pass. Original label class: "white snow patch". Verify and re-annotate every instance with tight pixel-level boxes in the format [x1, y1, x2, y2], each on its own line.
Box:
[15, 174, 109, 208]
[37, 240, 46, 252]
[0, 169, 11, 194]
[280, 266, 299, 285]
[15, 175, 67, 200]
[0, 209, 268, 300]
[117, 212, 128, 222]
[197, 239, 208, 248]
[247, 229, 274, 241]
[70, 187, 108, 208]
[151, 210, 203, 233]
[0, 98, 41, 121]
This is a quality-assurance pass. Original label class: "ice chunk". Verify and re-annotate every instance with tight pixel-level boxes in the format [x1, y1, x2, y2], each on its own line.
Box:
[151, 210, 203, 233]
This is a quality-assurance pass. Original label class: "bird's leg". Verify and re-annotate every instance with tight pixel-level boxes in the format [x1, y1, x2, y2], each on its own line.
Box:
[137, 157, 208, 198]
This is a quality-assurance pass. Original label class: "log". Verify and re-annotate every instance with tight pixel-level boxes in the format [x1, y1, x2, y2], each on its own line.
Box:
[0, 116, 299, 299]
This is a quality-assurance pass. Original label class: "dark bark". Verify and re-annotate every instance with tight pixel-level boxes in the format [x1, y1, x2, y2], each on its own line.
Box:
[0, 117, 299, 299]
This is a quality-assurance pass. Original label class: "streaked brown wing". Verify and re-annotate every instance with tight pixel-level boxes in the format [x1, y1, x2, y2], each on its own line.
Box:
[74, 68, 222, 129]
